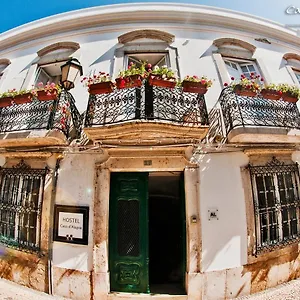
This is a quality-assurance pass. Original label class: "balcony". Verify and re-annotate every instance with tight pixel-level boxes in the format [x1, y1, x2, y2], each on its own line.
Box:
[84, 82, 209, 145]
[0, 91, 82, 148]
[213, 87, 300, 144]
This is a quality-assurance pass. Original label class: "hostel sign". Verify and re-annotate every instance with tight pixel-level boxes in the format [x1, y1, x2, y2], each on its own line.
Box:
[54, 205, 89, 245]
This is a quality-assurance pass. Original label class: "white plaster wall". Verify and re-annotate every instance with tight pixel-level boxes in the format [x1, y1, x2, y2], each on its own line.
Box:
[53, 153, 105, 272]
[199, 152, 249, 272]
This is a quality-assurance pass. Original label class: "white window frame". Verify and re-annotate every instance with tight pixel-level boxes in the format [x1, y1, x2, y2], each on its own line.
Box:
[224, 57, 261, 80]
[113, 42, 179, 79]
[125, 52, 170, 69]
[34, 60, 67, 86]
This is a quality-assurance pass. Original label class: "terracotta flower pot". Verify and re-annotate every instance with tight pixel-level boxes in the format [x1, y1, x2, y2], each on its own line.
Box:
[234, 85, 257, 97]
[149, 75, 176, 89]
[0, 97, 13, 108]
[182, 81, 208, 94]
[282, 92, 298, 103]
[116, 75, 142, 89]
[260, 89, 281, 101]
[37, 89, 58, 101]
[89, 81, 114, 95]
[13, 93, 33, 105]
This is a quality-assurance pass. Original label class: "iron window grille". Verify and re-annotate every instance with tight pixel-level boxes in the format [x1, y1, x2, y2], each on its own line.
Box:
[0, 160, 47, 253]
[249, 157, 300, 254]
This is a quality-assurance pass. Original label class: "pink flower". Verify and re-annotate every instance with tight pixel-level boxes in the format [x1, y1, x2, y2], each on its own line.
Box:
[147, 63, 152, 69]
[260, 77, 264, 81]
[38, 82, 44, 87]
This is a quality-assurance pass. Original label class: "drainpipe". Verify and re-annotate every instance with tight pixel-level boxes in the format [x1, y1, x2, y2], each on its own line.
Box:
[48, 157, 61, 295]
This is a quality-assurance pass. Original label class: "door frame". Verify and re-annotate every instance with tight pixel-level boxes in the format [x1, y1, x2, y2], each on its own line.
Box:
[92, 149, 201, 298]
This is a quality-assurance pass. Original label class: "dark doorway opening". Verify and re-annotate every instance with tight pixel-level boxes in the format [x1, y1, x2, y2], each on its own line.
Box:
[148, 172, 186, 295]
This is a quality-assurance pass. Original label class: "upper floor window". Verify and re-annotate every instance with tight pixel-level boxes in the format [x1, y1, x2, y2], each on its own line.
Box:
[35, 61, 66, 85]
[0, 59, 11, 83]
[0, 160, 47, 252]
[224, 58, 260, 80]
[212, 38, 260, 85]
[283, 53, 300, 85]
[114, 29, 178, 79]
[249, 157, 300, 254]
[32, 42, 80, 87]
[126, 52, 169, 69]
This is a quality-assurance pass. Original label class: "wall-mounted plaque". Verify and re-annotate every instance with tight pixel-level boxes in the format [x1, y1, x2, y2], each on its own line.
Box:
[54, 205, 89, 245]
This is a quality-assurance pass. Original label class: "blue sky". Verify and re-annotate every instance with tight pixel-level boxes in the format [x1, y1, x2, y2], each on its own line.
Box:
[1, 0, 299, 33]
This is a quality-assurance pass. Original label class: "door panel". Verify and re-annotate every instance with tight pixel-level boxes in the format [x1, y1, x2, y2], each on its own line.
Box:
[109, 172, 149, 293]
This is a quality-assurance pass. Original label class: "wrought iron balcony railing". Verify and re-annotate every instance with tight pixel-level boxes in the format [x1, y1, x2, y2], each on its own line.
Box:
[84, 82, 209, 127]
[217, 87, 300, 137]
[0, 90, 82, 140]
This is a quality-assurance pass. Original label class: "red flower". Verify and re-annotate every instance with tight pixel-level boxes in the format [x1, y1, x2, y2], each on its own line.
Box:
[260, 77, 264, 81]
[231, 77, 235, 80]
[224, 83, 228, 87]
[278, 90, 283, 95]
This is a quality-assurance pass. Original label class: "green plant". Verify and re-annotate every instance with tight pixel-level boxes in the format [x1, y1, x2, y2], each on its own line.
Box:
[31, 82, 61, 97]
[151, 65, 176, 79]
[0, 88, 34, 99]
[225, 73, 262, 93]
[81, 72, 112, 87]
[117, 62, 147, 78]
[181, 75, 213, 87]
[275, 83, 300, 98]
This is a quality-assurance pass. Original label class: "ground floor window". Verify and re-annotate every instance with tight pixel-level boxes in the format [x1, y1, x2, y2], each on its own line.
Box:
[0, 160, 47, 252]
[249, 157, 300, 253]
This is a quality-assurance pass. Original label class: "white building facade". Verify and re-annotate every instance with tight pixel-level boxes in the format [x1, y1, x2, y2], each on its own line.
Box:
[0, 3, 300, 300]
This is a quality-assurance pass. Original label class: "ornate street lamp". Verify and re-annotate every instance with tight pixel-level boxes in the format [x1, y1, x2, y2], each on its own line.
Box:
[60, 58, 83, 90]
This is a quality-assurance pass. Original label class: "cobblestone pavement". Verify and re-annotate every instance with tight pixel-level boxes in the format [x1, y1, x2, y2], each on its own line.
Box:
[0, 277, 300, 299]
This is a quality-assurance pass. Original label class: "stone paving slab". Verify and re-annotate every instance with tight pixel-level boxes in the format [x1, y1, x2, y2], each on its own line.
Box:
[235, 278, 300, 300]
[0, 277, 300, 299]
[0, 278, 71, 300]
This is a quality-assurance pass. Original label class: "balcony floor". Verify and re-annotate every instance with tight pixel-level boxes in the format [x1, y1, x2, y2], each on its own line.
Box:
[228, 127, 300, 144]
[0, 129, 68, 148]
[84, 121, 209, 145]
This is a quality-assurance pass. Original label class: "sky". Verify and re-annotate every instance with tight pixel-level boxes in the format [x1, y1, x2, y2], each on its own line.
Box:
[1, 1, 300, 33]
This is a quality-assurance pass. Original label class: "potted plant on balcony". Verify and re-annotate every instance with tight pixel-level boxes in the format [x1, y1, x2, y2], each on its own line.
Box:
[32, 82, 61, 101]
[180, 75, 213, 94]
[0, 90, 16, 108]
[275, 83, 300, 103]
[81, 72, 114, 94]
[226, 74, 261, 97]
[148, 65, 177, 89]
[260, 83, 281, 100]
[12, 89, 34, 104]
[115, 62, 147, 89]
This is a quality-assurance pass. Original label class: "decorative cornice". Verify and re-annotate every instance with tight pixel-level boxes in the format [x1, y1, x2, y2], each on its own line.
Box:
[283, 52, 300, 61]
[213, 38, 256, 53]
[244, 149, 294, 156]
[118, 29, 174, 44]
[0, 58, 11, 66]
[37, 41, 80, 57]
[0, 4, 299, 52]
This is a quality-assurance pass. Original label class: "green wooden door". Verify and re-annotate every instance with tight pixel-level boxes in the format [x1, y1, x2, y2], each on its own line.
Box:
[109, 172, 149, 293]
